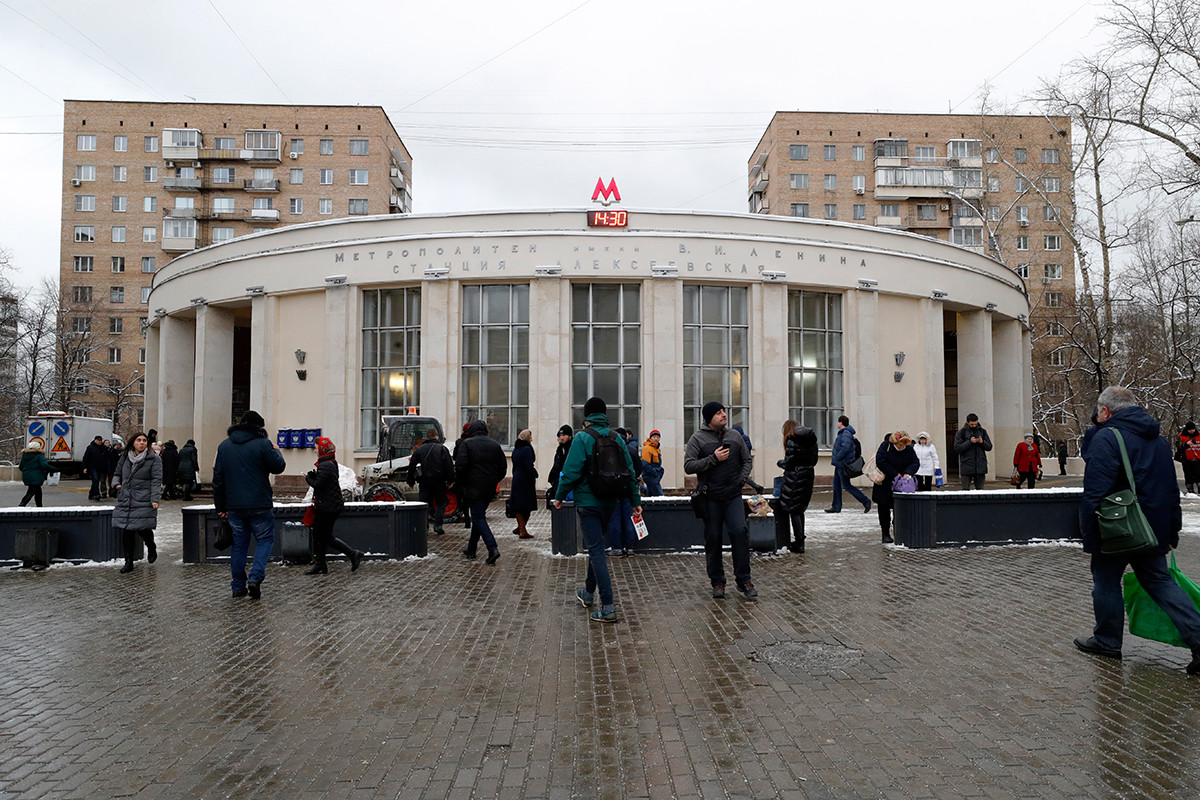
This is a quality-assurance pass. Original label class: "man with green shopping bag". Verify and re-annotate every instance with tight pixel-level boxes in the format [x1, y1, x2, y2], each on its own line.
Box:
[1075, 386, 1200, 674]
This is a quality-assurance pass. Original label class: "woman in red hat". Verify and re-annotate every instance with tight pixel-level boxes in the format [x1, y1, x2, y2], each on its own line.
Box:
[304, 437, 363, 574]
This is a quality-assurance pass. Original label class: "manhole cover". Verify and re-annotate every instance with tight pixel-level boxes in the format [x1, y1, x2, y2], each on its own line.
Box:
[751, 641, 863, 671]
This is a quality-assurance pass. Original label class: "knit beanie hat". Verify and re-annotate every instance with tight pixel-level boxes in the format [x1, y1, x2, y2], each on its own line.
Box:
[702, 401, 726, 424]
[557, 424, 573, 437]
[583, 396, 607, 416]
[317, 437, 336, 457]
[28, 439, 43, 450]
[241, 410, 265, 428]
[650, 430, 660, 437]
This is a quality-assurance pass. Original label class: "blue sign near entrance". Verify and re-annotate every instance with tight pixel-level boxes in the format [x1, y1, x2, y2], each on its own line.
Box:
[53, 420, 70, 437]
[27, 420, 45, 438]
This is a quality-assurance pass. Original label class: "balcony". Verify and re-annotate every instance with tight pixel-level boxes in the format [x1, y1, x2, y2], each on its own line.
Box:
[239, 148, 281, 162]
[243, 179, 280, 192]
[162, 237, 197, 253]
[247, 208, 280, 222]
[902, 215, 945, 229]
[197, 148, 242, 161]
[162, 177, 202, 191]
[390, 167, 407, 190]
[162, 145, 200, 161]
[389, 192, 411, 213]
[750, 173, 769, 195]
[874, 216, 904, 228]
[951, 215, 984, 227]
[163, 207, 197, 219]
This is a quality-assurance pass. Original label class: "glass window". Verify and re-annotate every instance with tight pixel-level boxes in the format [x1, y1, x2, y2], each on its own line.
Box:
[142, 227, 156, 243]
[142, 257, 156, 273]
[852, 174, 865, 192]
[1016, 264, 1030, 279]
[851, 145, 865, 162]
[824, 204, 837, 220]
[290, 138, 304, 154]
[214, 136, 236, 150]
[460, 285, 529, 446]
[75, 165, 95, 182]
[349, 169, 369, 185]
[951, 228, 983, 246]
[143, 196, 157, 213]
[360, 288, 423, 447]
[212, 197, 235, 214]
[789, 173, 808, 190]
[320, 138, 333, 155]
[244, 131, 279, 151]
[75, 195, 95, 212]
[73, 286, 93, 302]
[682, 285, 749, 440]
[790, 203, 809, 218]
[73, 317, 91, 333]
[1016, 234, 1029, 251]
[1015, 176, 1028, 192]
[824, 174, 837, 191]
[113, 165, 127, 182]
[914, 146, 935, 162]
[163, 218, 195, 239]
[74, 226, 94, 242]
[824, 145, 837, 161]
[917, 204, 937, 221]
[349, 199, 368, 215]
[319, 198, 333, 214]
[880, 203, 899, 217]
[111, 256, 125, 273]
[114, 135, 127, 152]
[570, 284, 641, 432]
[290, 168, 303, 184]
[853, 204, 866, 220]
[988, 205, 1001, 221]
[319, 169, 333, 185]
[144, 166, 158, 183]
[212, 227, 235, 244]
[1042, 176, 1061, 193]
[108, 347, 121, 364]
[144, 136, 158, 153]
[140, 287, 150, 303]
[109, 317, 123, 334]
[985, 148, 999, 163]
[350, 138, 370, 155]
[76, 134, 96, 151]
[212, 167, 235, 184]
[789, 144, 808, 160]
[987, 177, 1000, 192]
[1014, 148, 1027, 163]
[787, 290, 843, 447]
[73, 257, 93, 274]
[947, 139, 981, 158]
[113, 195, 127, 212]
[289, 197, 303, 214]
[1017, 206, 1029, 223]
[1044, 235, 1061, 251]
[875, 139, 908, 158]
[1044, 263, 1063, 280]
[1043, 205, 1058, 222]
[111, 226, 125, 243]
[1042, 148, 1060, 164]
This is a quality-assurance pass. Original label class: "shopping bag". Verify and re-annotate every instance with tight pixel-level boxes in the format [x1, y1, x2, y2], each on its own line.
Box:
[933, 468, 944, 488]
[632, 513, 649, 540]
[1123, 554, 1200, 647]
[301, 505, 316, 527]
[45, 472, 60, 487]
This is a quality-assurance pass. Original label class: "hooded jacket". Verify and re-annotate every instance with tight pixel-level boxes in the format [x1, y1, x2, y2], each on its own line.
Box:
[212, 421, 287, 513]
[306, 453, 345, 513]
[778, 426, 818, 513]
[684, 423, 753, 502]
[555, 412, 642, 508]
[112, 449, 163, 530]
[19, 448, 56, 487]
[177, 442, 199, 481]
[1079, 406, 1180, 555]
[830, 424, 859, 468]
[509, 437, 539, 513]
[912, 432, 940, 477]
[641, 436, 661, 466]
[454, 420, 508, 501]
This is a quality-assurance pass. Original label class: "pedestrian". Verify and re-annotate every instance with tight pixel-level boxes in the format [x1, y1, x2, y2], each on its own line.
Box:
[17, 440, 56, 507]
[554, 396, 642, 622]
[454, 421, 473, 529]
[777, 419, 818, 553]
[685, 401, 757, 600]
[106, 440, 122, 498]
[1074, 386, 1200, 675]
[1012, 433, 1042, 489]
[640, 430, 664, 497]
[1176, 422, 1200, 495]
[304, 437, 362, 575]
[97, 439, 114, 498]
[509, 429, 538, 538]
[111, 432, 163, 573]
[606, 428, 642, 556]
[212, 410, 287, 599]
[953, 413, 993, 490]
[160, 440, 179, 499]
[454, 419, 508, 564]
[825, 415, 871, 513]
[147, 429, 158, 446]
[407, 428, 454, 535]
[732, 423, 753, 455]
[1057, 440, 1069, 475]
[872, 431, 919, 544]
[177, 439, 199, 500]
[912, 431, 940, 491]
[547, 424, 572, 509]
[82, 435, 108, 501]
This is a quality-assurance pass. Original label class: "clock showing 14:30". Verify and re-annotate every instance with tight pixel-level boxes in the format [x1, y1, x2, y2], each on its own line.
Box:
[587, 210, 628, 228]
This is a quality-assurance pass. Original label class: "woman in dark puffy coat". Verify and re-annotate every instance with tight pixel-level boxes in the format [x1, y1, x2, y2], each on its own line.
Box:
[872, 431, 919, 544]
[509, 430, 538, 538]
[776, 420, 818, 553]
[304, 437, 362, 575]
[177, 439, 199, 500]
[112, 432, 162, 573]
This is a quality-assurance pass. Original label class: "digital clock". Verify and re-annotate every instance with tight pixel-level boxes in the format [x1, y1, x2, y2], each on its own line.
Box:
[587, 209, 628, 228]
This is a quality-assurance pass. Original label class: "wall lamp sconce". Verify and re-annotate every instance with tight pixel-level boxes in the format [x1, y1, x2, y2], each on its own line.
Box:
[294, 349, 306, 364]
[1017, 314, 1027, 323]
[651, 264, 679, 278]
[931, 290, 949, 299]
[761, 270, 787, 282]
[894, 371, 905, 383]
[325, 274, 347, 286]
[296, 369, 307, 381]
[423, 267, 450, 279]
[245, 285, 265, 296]
[534, 265, 562, 276]
[985, 302, 997, 312]
[189, 297, 206, 307]
[894, 352, 906, 367]
[857, 278, 878, 290]
[153, 307, 167, 318]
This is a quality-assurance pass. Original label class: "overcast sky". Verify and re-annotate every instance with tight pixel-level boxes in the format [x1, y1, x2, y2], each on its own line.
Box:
[0, 0, 1105, 290]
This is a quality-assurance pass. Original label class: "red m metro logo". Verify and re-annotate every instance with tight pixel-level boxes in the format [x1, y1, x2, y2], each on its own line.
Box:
[592, 177, 621, 206]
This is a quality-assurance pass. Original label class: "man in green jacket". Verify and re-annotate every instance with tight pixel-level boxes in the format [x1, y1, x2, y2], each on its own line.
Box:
[554, 396, 642, 623]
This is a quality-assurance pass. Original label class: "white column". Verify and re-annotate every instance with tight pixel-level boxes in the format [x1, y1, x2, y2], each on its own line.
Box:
[143, 323, 161, 433]
[419, 278, 455, 430]
[248, 295, 274, 422]
[323, 282, 354, 451]
[921, 299, 948, 463]
[157, 314, 195, 445]
[846, 288, 880, 444]
[644, 276, 684, 491]
[956, 309, 994, 430]
[528, 276, 570, 475]
[751, 281, 788, 488]
[992, 317, 1026, 476]
[194, 305, 235, 483]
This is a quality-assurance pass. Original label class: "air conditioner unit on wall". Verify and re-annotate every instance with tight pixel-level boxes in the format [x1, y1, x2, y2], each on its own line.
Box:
[165, 161, 174, 168]
[855, 188, 865, 195]
[939, 205, 949, 211]
[1019, 220, 1029, 227]
[70, 178, 81, 186]
[289, 152, 299, 159]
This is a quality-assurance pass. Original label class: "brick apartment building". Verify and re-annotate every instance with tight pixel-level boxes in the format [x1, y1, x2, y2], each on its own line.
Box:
[60, 100, 412, 430]
[749, 111, 1077, 448]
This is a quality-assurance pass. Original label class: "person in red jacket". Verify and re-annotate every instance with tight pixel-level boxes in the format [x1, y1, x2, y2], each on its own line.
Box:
[1012, 433, 1042, 488]
[1176, 422, 1200, 494]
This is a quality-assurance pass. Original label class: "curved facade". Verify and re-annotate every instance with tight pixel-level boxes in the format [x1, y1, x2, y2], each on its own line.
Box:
[145, 209, 1031, 487]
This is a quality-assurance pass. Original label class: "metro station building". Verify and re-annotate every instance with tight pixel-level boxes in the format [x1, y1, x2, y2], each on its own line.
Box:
[145, 209, 1031, 488]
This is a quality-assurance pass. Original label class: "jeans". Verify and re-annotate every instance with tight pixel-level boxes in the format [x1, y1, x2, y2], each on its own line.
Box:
[89, 470, 103, 499]
[961, 473, 985, 490]
[466, 498, 498, 555]
[831, 466, 870, 511]
[607, 497, 637, 550]
[703, 496, 751, 588]
[228, 508, 275, 592]
[641, 463, 664, 497]
[1090, 551, 1200, 651]
[579, 506, 616, 608]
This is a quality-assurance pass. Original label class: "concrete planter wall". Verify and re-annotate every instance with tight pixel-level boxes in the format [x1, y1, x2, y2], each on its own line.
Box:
[0, 506, 135, 565]
[181, 501, 427, 563]
[893, 488, 1083, 548]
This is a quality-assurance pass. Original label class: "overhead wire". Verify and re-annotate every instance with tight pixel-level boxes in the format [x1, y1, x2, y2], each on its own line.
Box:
[205, 0, 292, 103]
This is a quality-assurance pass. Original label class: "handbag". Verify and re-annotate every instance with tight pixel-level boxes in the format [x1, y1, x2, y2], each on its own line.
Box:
[891, 475, 917, 494]
[213, 519, 233, 551]
[863, 456, 885, 485]
[1010, 469, 1021, 486]
[504, 498, 516, 518]
[301, 505, 316, 527]
[844, 456, 865, 479]
[1096, 428, 1158, 555]
[689, 486, 708, 519]
[933, 468, 944, 487]
[1123, 553, 1200, 647]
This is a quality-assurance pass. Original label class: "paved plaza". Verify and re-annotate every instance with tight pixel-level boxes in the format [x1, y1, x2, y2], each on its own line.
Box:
[4, 478, 1200, 799]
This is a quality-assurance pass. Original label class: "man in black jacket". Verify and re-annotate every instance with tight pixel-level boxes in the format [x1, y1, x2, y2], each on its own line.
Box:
[953, 413, 993, 490]
[685, 401, 756, 600]
[407, 428, 453, 535]
[1074, 386, 1200, 674]
[455, 419, 508, 564]
[213, 410, 287, 599]
[82, 436, 108, 500]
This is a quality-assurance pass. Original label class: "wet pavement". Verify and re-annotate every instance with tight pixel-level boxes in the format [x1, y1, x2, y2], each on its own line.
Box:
[3, 477, 1200, 799]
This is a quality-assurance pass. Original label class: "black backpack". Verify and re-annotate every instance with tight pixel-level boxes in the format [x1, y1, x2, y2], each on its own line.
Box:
[584, 427, 633, 500]
[853, 437, 862, 459]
